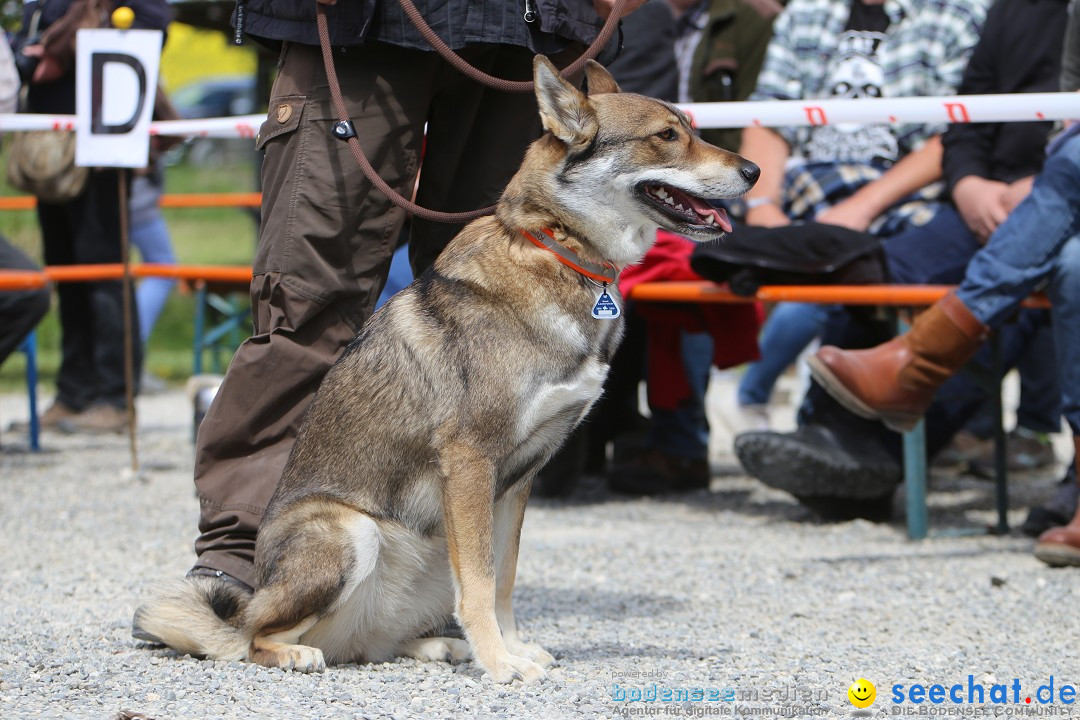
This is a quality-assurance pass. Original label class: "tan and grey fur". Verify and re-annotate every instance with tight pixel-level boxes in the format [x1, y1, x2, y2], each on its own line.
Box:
[135, 57, 758, 684]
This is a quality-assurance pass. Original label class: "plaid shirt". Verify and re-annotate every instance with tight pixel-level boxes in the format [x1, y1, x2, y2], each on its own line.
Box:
[751, 0, 991, 155]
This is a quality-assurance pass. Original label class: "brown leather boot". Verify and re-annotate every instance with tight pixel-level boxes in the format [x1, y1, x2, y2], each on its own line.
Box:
[808, 291, 989, 433]
[1034, 437, 1080, 567]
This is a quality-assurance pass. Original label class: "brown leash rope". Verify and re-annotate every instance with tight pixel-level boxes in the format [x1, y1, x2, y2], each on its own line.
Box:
[315, 0, 626, 223]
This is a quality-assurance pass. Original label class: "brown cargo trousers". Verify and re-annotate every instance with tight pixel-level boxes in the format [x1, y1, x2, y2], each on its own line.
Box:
[192, 41, 548, 589]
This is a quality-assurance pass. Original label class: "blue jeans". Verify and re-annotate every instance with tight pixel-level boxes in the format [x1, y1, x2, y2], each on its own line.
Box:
[737, 302, 828, 406]
[375, 242, 413, 310]
[799, 177, 1064, 456]
[884, 202, 1061, 436]
[130, 213, 176, 346]
[957, 133, 1080, 434]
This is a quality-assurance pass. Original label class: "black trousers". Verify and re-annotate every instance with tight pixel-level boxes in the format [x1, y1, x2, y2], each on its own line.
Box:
[38, 169, 141, 410]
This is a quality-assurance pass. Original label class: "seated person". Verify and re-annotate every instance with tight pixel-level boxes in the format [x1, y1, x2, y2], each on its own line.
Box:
[726, 0, 991, 436]
[0, 235, 50, 371]
[733, 0, 1069, 520]
[603, 0, 781, 496]
[809, 123, 1080, 563]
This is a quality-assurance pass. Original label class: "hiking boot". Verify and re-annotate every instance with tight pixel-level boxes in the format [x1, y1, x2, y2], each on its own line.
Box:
[968, 427, 1057, 477]
[8, 400, 79, 432]
[608, 449, 710, 495]
[57, 403, 129, 435]
[809, 292, 989, 432]
[734, 423, 901, 502]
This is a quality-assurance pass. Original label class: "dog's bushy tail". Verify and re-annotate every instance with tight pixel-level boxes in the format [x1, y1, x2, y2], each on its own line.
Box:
[133, 576, 251, 661]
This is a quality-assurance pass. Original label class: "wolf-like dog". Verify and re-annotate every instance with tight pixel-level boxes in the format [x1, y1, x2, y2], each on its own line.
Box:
[134, 56, 758, 684]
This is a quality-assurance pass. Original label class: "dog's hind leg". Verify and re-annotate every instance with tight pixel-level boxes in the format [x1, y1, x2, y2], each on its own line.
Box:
[494, 480, 556, 668]
[399, 636, 472, 664]
[245, 500, 379, 672]
[441, 443, 547, 684]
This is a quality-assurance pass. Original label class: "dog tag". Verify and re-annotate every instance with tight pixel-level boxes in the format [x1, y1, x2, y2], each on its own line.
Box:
[591, 285, 620, 320]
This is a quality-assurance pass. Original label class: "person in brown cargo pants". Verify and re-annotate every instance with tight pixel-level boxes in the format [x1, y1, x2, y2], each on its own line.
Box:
[168, 0, 632, 597]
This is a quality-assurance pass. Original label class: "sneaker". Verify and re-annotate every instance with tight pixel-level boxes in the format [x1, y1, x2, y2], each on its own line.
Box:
[932, 430, 991, 469]
[968, 427, 1057, 477]
[8, 400, 80, 433]
[1021, 462, 1079, 538]
[140, 370, 169, 396]
[732, 403, 771, 433]
[57, 403, 129, 435]
[609, 449, 710, 495]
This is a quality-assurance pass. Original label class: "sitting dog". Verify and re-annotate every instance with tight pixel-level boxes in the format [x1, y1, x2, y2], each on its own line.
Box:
[134, 56, 758, 684]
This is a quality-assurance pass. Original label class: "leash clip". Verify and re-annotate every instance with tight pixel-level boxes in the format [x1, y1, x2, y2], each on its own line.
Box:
[332, 120, 358, 141]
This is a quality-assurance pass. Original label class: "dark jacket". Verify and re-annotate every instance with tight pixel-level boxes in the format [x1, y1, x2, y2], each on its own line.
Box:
[604, 1, 678, 101]
[234, 0, 607, 55]
[689, 0, 784, 151]
[941, 0, 1068, 190]
[16, 0, 171, 114]
[1063, 0, 1080, 91]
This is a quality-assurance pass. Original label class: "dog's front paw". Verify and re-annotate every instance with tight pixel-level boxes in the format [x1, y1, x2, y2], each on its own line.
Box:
[484, 654, 547, 685]
[505, 640, 556, 668]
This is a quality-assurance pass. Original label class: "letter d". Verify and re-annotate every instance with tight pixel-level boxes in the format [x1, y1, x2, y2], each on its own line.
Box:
[90, 52, 147, 134]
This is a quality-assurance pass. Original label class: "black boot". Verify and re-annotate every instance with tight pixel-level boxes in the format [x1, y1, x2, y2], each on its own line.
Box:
[734, 391, 902, 520]
[1021, 457, 1079, 538]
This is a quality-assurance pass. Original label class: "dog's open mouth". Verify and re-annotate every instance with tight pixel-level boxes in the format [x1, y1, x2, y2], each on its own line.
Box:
[638, 183, 733, 233]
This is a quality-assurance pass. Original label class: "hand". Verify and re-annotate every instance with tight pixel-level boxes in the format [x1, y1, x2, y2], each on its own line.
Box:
[814, 197, 877, 232]
[952, 175, 1009, 242]
[20, 44, 64, 84]
[1001, 176, 1034, 215]
[593, 0, 648, 20]
[745, 203, 791, 228]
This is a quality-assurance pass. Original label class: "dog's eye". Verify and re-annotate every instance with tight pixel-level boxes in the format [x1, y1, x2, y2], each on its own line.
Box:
[655, 128, 678, 141]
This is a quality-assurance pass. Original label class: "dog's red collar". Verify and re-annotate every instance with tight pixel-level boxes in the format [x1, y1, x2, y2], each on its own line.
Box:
[520, 228, 619, 285]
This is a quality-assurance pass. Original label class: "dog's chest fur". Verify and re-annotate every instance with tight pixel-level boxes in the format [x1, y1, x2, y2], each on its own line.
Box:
[271, 219, 622, 535]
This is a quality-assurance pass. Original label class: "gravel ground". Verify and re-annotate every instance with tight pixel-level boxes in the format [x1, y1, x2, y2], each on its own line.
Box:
[1, 375, 1078, 720]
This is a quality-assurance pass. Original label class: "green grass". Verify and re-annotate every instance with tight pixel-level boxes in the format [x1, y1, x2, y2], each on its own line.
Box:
[0, 151, 260, 392]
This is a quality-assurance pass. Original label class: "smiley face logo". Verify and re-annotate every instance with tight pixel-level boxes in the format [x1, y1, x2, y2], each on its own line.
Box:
[848, 678, 876, 708]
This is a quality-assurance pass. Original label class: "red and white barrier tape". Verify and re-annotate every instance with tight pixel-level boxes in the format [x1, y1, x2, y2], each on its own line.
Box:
[2, 92, 1077, 137]
[681, 92, 1080, 130]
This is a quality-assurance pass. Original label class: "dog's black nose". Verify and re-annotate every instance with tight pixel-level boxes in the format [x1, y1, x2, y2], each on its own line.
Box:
[740, 161, 761, 185]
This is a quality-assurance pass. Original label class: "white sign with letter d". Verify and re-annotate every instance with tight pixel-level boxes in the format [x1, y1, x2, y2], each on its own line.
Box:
[75, 28, 162, 168]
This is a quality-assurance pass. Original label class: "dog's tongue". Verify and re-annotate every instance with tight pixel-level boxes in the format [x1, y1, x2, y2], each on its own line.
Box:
[669, 187, 733, 232]
[700, 203, 733, 233]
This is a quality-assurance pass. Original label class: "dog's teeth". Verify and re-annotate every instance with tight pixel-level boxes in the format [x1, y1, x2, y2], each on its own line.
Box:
[655, 187, 669, 199]
[664, 197, 675, 205]
[675, 204, 685, 211]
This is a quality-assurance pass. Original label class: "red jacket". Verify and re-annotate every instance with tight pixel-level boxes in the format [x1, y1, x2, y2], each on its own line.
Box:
[620, 230, 763, 410]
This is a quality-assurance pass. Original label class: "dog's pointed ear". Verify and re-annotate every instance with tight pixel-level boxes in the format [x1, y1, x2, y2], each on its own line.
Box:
[533, 55, 598, 148]
[584, 60, 621, 95]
